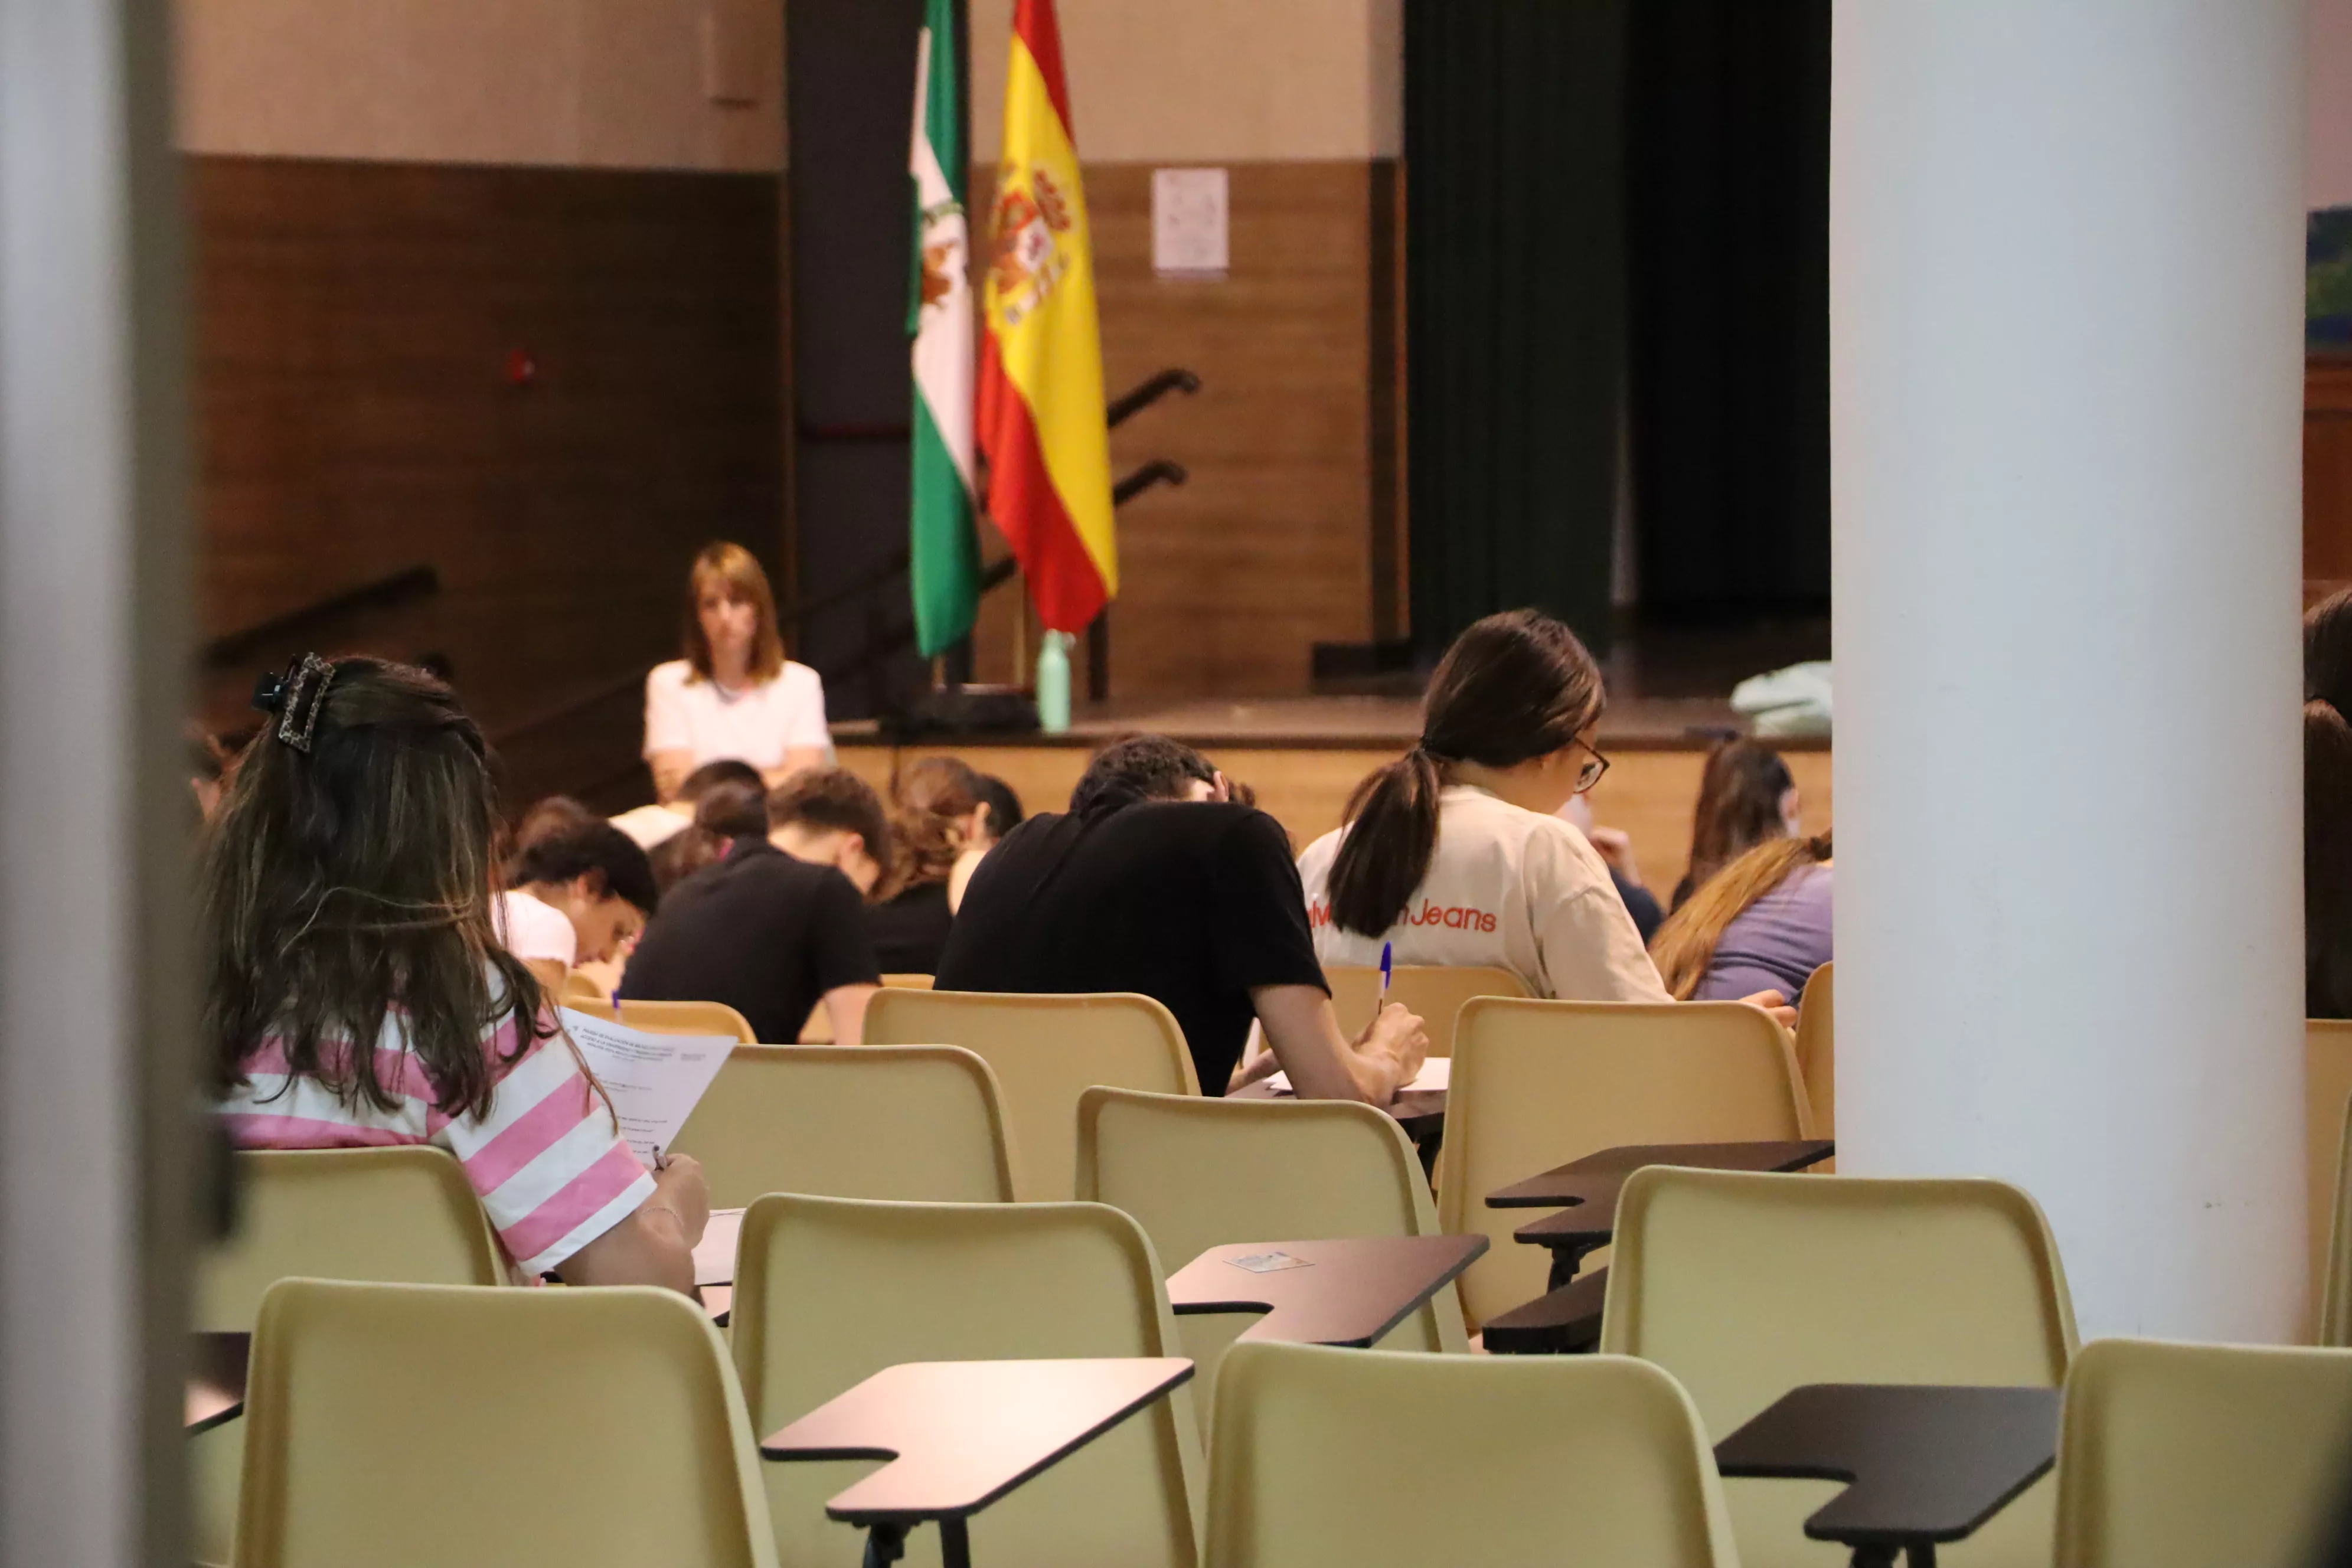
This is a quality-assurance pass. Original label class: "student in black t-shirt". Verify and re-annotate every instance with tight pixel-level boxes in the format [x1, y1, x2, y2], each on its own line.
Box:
[936, 736, 1427, 1099]
[620, 767, 890, 1044]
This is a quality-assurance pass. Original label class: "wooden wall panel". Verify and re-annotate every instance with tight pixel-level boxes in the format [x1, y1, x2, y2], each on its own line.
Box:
[966, 161, 1389, 699]
[2309, 354, 2352, 584]
[190, 155, 786, 808]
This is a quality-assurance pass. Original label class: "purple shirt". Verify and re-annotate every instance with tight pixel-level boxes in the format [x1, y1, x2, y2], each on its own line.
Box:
[1695, 864, 1833, 1003]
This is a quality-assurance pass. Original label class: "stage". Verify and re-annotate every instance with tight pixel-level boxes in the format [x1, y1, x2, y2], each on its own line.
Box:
[834, 694, 1830, 901]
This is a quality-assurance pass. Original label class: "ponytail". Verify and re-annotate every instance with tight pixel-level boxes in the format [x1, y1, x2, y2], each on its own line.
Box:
[1327, 746, 1448, 936]
[1650, 832, 1831, 999]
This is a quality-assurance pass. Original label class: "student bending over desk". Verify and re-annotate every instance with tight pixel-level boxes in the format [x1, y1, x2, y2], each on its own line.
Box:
[202, 655, 708, 1294]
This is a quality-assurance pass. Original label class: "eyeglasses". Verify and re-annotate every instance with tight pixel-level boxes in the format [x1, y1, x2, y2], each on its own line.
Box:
[1570, 737, 1610, 795]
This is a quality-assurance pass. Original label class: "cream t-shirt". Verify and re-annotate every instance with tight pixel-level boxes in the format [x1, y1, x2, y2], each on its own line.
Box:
[494, 889, 577, 967]
[642, 658, 830, 772]
[1295, 783, 1671, 1002]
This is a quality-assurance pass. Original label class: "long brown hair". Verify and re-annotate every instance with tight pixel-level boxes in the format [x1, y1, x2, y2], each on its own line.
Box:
[1681, 739, 1795, 901]
[887, 756, 984, 896]
[2310, 700, 2352, 1018]
[1327, 610, 1605, 936]
[201, 656, 554, 1121]
[682, 541, 786, 685]
[1651, 832, 1832, 999]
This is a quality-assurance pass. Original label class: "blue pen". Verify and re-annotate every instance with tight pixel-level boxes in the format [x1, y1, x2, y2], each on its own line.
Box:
[1377, 940, 1393, 1018]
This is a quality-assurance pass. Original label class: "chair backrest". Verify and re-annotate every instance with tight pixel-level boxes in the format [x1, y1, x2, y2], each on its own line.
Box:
[1074, 1087, 1466, 1438]
[1602, 1166, 2077, 1568]
[233, 1280, 775, 1568]
[1792, 960, 1834, 1136]
[618, 997, 760, 1046]
[864, 989, 1200, 1199]
[564, 995, 620, 1023]
[1204, 1342, 1737, 1568]
[560, 970, 612, 1007]
[2308, 1018, 2352, 1338]
[731, 1194, 1201, 1568]
[2054, 1338, 2352, 1568]
[196, 1148, 505, 1331]
[671, 1044, 1016, 1208]
[881, 972, 936, 989]
[1322, 964, 1531, 1056]
[1435, 997, 1813, 1325]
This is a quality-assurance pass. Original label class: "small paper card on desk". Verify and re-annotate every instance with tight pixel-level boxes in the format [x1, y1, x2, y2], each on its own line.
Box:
[559, 1008, 734, 1167]
[1227, 1251, 1314, 1274]
[1263, 1057, 1450, 1097]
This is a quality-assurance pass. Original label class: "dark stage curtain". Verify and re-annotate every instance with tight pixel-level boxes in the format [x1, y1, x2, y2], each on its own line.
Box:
[1626, 0, 1831, 615]
[1404, 0, 1629, 658]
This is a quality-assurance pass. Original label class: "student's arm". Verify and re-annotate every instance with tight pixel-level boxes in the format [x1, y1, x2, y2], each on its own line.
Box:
[1251, 985, 1427, 1105]
[760, 747, 828, 792]
[648, 750, 695, 803]
[822, 982, 879, 1046]
[554, 1155, 709, 1295]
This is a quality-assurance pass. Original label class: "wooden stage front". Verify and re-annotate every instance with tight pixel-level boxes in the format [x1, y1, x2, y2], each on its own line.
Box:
[835, 695, 1830, 901]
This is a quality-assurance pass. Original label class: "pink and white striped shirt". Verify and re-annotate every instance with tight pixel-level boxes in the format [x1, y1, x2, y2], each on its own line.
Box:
[217, 1001, 656, 1277]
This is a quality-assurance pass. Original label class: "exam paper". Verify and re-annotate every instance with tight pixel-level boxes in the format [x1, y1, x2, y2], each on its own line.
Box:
[1264, 1057, 1449, 1096]
[560, 1008, 734, 1166]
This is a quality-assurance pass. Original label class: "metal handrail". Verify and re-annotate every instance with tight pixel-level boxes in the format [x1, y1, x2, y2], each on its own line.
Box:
[199, 565, 440, 671]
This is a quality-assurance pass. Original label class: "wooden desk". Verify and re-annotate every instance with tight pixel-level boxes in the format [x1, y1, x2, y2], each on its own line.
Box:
[1165, 1236, 1485, 1347]
[1485, 1139, 1835, 1208]
[1714, 1384, 2062, 1568]
[694, 1207, 744, 1287]
[761, 1357, 1193, 1568]
[187, 1331, 250, 1436]
[1478, 1269, 1609, 1356]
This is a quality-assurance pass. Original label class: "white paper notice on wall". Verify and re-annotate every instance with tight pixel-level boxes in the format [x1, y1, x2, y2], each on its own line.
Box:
[1153, 167, 1230, 279]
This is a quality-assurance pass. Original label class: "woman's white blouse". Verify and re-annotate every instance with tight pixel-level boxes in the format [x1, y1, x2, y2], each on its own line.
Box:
[641, 659, 829, 771]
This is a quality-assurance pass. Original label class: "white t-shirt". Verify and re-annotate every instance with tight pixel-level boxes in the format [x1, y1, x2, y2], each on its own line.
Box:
[642, 658, 830, 772]
[494, 889, 577, 968]
[1295, 783, 1671, 1003]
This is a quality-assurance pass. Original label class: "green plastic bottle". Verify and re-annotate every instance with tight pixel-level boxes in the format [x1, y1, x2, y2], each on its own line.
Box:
[1035, 630, 1073, 734]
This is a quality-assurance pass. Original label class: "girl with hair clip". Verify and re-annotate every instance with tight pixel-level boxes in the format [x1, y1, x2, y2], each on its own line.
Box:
[642, 541, 830, 803]
[867, 756, 987, 974]
[204, 654, 709, 1292]
[1672, 737, 1801, 909]
[1293, 611, 1795, 1024]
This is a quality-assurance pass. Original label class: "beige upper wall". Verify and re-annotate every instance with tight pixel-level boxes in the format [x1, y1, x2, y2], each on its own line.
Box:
[971, 0, 1402, 164]
[2318, 0, 2352, 208]
[175, 0, 784, 170]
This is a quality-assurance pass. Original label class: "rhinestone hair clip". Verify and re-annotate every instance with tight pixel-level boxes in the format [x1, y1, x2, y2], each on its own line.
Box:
[250, 652, 338, 753]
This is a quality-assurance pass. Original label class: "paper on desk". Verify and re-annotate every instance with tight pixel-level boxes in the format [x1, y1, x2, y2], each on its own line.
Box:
[1263, 1057, 1449, 1096]
[560, 1008, 734, 1167]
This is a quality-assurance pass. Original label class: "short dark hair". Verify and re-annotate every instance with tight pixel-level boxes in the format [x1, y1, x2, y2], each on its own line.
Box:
[972, 773, 1024, 839]
[1070, 735, 1217, 816]
[678, 757, 764, 803]
[511, 795, 599, 854]
[692, 778, 769, 841]
[768, 767, 893, 865]
[510, 821, 660, 916]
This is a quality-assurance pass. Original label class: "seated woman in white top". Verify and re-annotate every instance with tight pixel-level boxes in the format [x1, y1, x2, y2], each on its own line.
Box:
[1294, 609, 1794, 1023]
[642, 542, 829, 802]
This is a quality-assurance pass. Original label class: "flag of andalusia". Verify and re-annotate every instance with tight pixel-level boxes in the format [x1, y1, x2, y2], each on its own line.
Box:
[908, 0, 979, 657]
[978, 0, 1116, 634]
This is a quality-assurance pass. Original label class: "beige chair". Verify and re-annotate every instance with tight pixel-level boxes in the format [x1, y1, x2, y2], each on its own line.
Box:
[232, 1280, 775, 1567]
[1603, 1167, 2077, 1568]
[1793, 961, 1834, 1138]
[2308, 1019, 2352, 1338]
[560, 969, 612, 1007]
[671, 1044, 1016, 1208]
[2053, 1337, 2352, 1568]
[1435, 997, 1813, 1327]
[801, 974, 936, 1043]
[563, 994, 620, 1023]
[193, 1148, 508, 1565]
[864, 989, 1200, 1200]
[619, 997, 760, 1045]
[1322, 963, 1530, 1056]
[1075, 1087, 1467, 1436]
[883, 972, 936, 989]
[731, 1194, 1201, 1568]
[1204, 1342, 1737, 1568]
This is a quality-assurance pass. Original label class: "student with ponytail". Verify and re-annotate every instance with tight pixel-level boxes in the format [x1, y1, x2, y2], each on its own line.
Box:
[1295, 610, 1794, 1023]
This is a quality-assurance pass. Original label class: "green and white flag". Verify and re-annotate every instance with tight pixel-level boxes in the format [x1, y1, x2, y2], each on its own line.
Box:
[908, 0, 980, 659]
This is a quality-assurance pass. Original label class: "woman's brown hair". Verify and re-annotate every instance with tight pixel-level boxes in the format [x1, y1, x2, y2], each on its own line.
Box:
[1679, 739, 1795, 905]
[682, 541, 786, 685]
[201, 656, 556, 1121]
[887, 756, 984, 897]
[1327, 609, 1605, 936]
[1651, 832, 1832, 999]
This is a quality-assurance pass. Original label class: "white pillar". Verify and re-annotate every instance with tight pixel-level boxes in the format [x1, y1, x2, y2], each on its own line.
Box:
[1834, 2, 2308, 1341]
